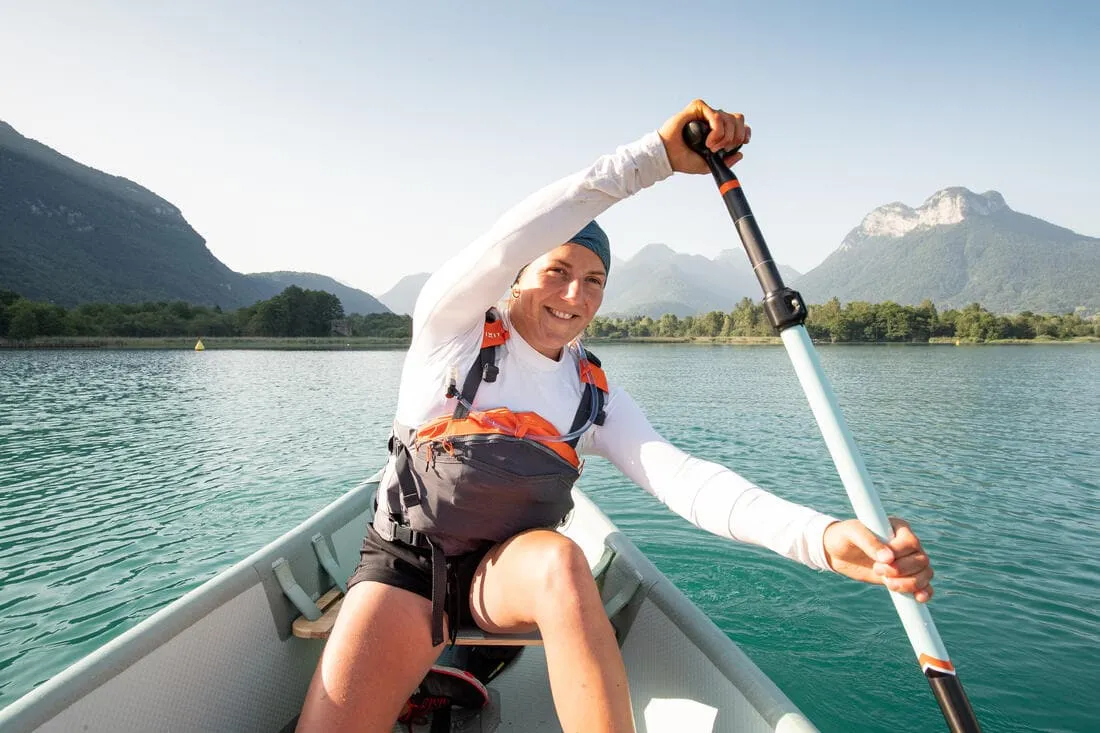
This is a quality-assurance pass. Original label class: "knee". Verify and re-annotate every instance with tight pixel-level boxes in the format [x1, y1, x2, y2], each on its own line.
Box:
[533, 534, 598, 608]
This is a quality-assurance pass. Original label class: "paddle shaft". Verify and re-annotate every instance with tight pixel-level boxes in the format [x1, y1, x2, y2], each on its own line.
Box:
[682, 121, 981, 733]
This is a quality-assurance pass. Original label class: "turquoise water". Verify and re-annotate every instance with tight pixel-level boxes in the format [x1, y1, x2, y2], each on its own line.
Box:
[1, 344, 1098, 732]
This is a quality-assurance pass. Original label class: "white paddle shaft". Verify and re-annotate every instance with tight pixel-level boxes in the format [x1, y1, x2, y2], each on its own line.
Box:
[780, 325, 952, 667]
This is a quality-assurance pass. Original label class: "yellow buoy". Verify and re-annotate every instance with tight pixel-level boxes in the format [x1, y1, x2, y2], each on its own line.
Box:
[195, 339, 205, 351]
[954, 339, 960, 346]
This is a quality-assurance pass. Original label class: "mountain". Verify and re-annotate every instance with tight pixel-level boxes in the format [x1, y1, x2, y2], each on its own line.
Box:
[0, 120, 278, 308]
[370, 251, 803, 320]
[0, 120, 385, 313]
[378, 272, 431, 316]
[794, 188, 1100, 313]
[247, 271, 389, 314]
[777, 263, 803, 284]
[599, 243, 801, 318]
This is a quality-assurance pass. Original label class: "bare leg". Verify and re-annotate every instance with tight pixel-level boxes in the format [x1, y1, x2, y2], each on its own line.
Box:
[469, 530, 634, 733]
[296, 581, 445, 733]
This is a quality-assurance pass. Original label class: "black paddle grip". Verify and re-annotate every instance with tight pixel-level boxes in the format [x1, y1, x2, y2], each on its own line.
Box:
[682, 120, 741, 161]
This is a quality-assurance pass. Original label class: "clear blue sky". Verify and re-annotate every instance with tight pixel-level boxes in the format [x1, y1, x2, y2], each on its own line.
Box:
[2, 1, 1097, 296]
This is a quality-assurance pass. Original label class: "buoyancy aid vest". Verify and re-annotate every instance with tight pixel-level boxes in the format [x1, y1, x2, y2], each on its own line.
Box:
[373, 309, 608, 644]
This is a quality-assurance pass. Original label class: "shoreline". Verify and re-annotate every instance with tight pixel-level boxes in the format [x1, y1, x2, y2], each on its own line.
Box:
[586, 335, 1099, 346]
[0, 336, 411, 350]
[1, 335, 1096, 350]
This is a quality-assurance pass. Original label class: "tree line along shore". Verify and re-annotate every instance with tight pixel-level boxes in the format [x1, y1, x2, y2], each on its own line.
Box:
[587, 297, 1098, 343]
[1, 288, 1096, 348]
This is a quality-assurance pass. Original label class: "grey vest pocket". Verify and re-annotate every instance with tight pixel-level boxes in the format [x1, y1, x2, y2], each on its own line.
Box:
[400, 433, 579, 553]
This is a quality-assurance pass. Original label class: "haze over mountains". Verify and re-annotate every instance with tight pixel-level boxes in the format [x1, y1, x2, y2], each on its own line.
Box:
[375, 254, 802, 318]
[377, 273, 431, 317]
[2, 119, 1096, 317]
[599, 246, 802, 318]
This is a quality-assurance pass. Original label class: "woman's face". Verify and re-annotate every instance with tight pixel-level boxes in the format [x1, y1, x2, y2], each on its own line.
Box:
[508, 243, 606, 359]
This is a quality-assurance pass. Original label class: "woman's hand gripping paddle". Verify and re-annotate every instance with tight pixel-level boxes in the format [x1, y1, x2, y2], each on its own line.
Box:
[681, 120, 982, 733]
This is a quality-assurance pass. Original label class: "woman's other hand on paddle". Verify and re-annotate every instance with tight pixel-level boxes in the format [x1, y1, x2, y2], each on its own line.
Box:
[658, 99, 750, 174]
[823, 517, 935, 603]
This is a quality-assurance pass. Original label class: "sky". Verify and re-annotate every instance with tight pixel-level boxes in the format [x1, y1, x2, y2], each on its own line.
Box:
[1, 1, 1098, 297]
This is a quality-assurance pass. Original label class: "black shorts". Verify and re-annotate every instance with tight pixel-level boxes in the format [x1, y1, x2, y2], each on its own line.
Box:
[347, 524, 494, 633]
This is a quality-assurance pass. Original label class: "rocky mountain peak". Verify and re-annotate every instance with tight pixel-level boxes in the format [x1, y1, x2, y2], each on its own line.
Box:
[841, 187, 1009, 251]
[919, 187, 1007, 221]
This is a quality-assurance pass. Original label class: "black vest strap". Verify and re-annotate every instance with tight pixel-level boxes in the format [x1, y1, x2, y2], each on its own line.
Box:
[390, 433, 422, 509]
[428, 538, 447, 647]
[564, 348, 607, 447]
[585, 348, 607, 427]
[452, 310, 501, 420]
[565, 384, 606, 448]
[451, 333, 608, 445]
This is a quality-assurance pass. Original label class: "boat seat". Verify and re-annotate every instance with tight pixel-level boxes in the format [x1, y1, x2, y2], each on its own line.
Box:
[292, 587, 544, 645]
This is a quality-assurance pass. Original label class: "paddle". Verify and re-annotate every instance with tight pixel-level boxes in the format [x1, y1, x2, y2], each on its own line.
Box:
[681, 120, 981, 733]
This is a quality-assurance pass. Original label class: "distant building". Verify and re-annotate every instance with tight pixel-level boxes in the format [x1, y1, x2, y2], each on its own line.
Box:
[330, 318, 350, 337]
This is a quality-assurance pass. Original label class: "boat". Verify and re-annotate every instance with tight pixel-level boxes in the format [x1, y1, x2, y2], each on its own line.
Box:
[0, 472, 819, 732]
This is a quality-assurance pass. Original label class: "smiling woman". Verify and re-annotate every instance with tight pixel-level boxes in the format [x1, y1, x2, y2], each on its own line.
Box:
[508, 237, 608, 359]
[295, 99, 936, 733]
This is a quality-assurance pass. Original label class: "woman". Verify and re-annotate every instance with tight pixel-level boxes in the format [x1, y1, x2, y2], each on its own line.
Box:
[296, 99, 935, 733]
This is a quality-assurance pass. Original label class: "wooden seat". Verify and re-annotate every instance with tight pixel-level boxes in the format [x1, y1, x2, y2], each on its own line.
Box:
[292, 588, 544, 646]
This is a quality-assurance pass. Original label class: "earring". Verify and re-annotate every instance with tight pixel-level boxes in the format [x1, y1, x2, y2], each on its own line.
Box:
[511, 287, 520, 299]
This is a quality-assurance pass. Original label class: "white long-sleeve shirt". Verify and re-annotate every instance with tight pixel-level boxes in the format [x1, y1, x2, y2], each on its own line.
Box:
[391, 131, 837, 571]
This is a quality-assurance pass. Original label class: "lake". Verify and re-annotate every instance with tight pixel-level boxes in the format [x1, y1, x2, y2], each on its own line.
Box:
[1, 343, 1098, 732]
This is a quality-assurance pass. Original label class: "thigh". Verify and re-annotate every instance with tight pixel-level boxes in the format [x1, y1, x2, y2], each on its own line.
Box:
[468, 529, 593, 634]
[296, 581, 445, 733]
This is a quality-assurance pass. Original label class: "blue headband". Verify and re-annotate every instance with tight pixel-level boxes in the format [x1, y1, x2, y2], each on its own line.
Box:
[569, 220, 611, 276]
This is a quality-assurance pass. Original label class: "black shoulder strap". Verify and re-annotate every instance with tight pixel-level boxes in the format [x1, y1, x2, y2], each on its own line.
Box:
[583, 347, 607, 427]
[452, 310, 502, 419]
[565, 348, 607, 447]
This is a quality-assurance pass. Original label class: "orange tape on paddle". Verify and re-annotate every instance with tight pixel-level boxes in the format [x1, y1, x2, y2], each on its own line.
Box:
[919, 654, 956, 675]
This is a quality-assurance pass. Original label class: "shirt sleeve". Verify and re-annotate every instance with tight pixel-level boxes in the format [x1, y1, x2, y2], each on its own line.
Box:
[584, 386, 839, 571]
[411, 131, 674, 349]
